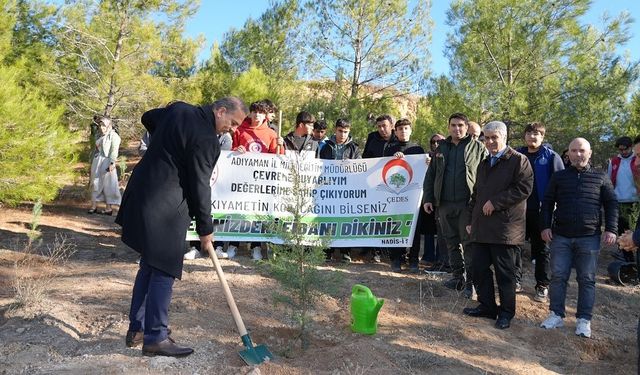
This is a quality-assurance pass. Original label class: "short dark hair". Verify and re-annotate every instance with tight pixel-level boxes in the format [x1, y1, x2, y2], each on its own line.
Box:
[375, 114, 393, 124]
[213, 97, 248, 115]
[448, 112, 469, 126]
[249, 100, 269, 114]
[335, 118, 351, 129]
[395, 118, 411, 128]
[634, 136, 640, 145]
[296, 111, 315, 126]
[524, 122, 546, 136]
[262, 98, 277, 113]
[615, 136, 633, 148]
[313, 120, 327, 131]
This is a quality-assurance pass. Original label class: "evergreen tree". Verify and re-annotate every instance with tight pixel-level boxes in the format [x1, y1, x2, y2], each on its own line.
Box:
[50, 0, 202, 139]
[0, 1, 76, 205]
[0, 64, 77, 204]
[445, 0, 639, 159]
[304, 0, 433, 100]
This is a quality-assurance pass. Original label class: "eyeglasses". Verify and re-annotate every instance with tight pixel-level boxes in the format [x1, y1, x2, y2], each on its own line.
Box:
[430, 139, 443, 144]
[618, 146, 630, 152]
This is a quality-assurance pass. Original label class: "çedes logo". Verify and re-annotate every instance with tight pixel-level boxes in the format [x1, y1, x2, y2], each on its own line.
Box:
[377, 158, 421, 194]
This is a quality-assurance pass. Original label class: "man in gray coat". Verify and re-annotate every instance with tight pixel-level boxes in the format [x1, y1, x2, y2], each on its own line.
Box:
[116, 98, 247, 357]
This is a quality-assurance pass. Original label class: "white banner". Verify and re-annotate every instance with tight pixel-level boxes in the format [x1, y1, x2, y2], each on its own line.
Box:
[187, 151, 427, 247]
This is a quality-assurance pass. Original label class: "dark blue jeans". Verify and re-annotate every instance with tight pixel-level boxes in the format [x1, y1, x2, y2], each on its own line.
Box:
[548, 234, 600, 320]
[128, 259, 175, 345]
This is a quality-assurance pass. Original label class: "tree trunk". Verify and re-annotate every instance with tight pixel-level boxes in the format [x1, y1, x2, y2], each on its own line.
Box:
[103, 8, 128, 117]
[350, 4, 366, 99]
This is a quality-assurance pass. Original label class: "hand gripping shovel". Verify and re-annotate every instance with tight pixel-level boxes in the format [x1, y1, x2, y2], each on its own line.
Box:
[208, 250, 274, 365]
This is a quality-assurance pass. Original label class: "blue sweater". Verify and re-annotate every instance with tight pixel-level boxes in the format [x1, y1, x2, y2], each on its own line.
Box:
[516, 145, 565, 210]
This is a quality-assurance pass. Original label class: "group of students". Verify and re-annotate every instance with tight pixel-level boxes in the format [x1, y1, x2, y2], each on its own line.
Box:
[113, 95, 640, 358]
[130, 98, 632, 337]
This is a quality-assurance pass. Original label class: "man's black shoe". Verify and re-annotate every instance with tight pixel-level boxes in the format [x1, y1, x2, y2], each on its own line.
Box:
[142, 338, 193, 357]
[462, 306, 497, 320]
[495, 317, 511, 329]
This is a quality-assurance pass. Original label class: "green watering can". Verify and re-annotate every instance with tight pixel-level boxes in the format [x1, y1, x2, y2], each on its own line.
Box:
[350, 284, 384, 335]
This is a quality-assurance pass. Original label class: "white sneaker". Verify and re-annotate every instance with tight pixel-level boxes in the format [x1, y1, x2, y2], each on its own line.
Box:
[252, 247, 263, 261]
[540, 311, 564, 329]
[575, 318, 591, 338]
[183, 247, 201, 260]
[214, 246, 228, 259]
[226, 245, 237, 259]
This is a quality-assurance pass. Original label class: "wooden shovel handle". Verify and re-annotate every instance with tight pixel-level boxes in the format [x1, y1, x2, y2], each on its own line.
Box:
[208, 249, 248, 336]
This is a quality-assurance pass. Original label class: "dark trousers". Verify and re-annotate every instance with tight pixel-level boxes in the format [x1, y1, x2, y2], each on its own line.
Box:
[407, 212, 424, 264]
[439, 201, 472, 280]
[526, 209, 551, 287]
[421, 213, 450, 265]
[128, 260, 175, 345]
[472, 243, 517, 319]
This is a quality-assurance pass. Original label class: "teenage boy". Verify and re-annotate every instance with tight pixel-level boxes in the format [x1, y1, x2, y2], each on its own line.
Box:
[515, 122, 564, 302]
[233, 100, 284, 260]
[312, 120, 329, 152]
[383, 119, 426, 273]
[320, 119, 361, 262]
[233, 100, 284, 155]
[284, 111, 318, 155]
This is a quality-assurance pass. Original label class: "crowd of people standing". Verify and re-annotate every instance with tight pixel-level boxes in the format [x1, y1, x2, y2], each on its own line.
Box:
[93, 96, 639, 359]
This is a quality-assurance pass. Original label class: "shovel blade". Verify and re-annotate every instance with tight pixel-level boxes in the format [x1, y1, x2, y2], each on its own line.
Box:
[239, 344, 274, 365]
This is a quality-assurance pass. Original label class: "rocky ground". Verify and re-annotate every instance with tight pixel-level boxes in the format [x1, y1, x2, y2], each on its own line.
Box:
[0, 163, 639, 374]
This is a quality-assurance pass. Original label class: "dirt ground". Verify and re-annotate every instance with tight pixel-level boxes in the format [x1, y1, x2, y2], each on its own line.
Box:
[1, 156, 639, 374]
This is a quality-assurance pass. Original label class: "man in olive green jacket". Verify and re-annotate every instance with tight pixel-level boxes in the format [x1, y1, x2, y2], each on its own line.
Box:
[423, 113, 487, 297]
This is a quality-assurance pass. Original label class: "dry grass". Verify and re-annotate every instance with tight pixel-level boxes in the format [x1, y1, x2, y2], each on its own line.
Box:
[11, 233, 77, 318]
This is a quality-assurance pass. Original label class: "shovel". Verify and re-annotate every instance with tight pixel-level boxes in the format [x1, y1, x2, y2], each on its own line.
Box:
[207, 248, 274, 365]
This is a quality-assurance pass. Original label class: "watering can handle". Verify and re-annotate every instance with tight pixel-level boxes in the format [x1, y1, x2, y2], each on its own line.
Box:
[352, 284, 373, 298]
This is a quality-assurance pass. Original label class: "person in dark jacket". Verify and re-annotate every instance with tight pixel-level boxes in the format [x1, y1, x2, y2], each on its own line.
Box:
[319, 118, 361, 160]
[516, 122, 564, 302]
[539, 137, 618, 339]
[423, 113, 487, 298]
[362, 114, 396, 158]
[383, 118, 426, 272]
[422, 134, 449, 271]
[116, 98, 247, 357]
[320, 118, 361, 262]
[617, 208, 640, 370]
[283, 111, 318, 155]
[312, 120, 329, 152]
[463, 121, 533, 330]
[359, 114, 395, 262]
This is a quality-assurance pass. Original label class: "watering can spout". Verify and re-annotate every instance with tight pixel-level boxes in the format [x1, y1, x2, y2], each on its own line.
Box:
[373, 299, 384, 315]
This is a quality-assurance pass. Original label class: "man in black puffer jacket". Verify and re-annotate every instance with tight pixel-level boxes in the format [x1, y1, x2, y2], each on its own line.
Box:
[539, 137, 618, 339]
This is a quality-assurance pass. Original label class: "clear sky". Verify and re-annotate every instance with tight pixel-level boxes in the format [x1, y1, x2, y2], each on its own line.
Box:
[187, 0, 640, 76]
